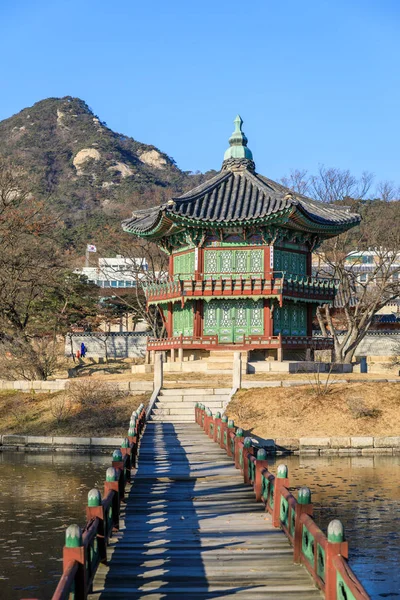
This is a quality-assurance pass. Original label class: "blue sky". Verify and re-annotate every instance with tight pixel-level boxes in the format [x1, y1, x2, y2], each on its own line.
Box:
[1, 0, 399, 187]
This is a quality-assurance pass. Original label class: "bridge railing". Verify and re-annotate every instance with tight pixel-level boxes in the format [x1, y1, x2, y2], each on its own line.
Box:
[41, 403, 147, 600]
[196, 404, 370, 600]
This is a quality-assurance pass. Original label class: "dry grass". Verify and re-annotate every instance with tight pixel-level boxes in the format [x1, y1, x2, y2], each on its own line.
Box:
[0, 389, 149, 436]
[227, 382, 400, 438]
[244, 371, 400, 381]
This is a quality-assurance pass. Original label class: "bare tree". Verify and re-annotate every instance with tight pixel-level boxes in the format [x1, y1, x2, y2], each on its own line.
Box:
[94, 231, 169, 337]
[281, 165, 374, 202]
[280, 169, 311, 195]
[315, 203, 400, 363]
[310, 166, 374, 203]
[0, 161, 98, 379]
[376, 180, 400, 203]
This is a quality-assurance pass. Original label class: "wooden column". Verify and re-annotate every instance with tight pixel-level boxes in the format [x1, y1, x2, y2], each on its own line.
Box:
[306, 251, 312, 276]
[169, 254, 174, 277]
[263, 300, 272, 337]
[167, 302, 173, 337]
[264, 246, 271, 277]
[195, 247, 204, 281]
[307, 304, 313, 336]
[194, 300, 202, 337]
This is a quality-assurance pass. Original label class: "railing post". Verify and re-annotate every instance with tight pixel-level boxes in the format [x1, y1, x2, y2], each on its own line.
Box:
[325, 520, 349, 600]
[112, 449, 125, 502]
[272, 464, 289, 526]
[220, 415, 228, 449]
[234, 428, 244, 469]
[104, 467, 120, 531]
[243, 437, 253, 484]
[154, 351, 163, 390]
[63, 525, 86, 600]
[205, 409, 212, 436]
[207, 412, 215, 439]
[232, 351, 242, 389]
[214, 412, 221, 442]
[255, 448, 269, 501]
[86, 489, 107, 564]
[293, 487, 313, 563]
[227, 420, 235, 457]
[121, 437, 132, 480]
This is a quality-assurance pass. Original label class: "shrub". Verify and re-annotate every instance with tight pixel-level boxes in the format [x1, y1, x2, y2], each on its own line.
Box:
[66, 380, 125, 427]
[49, 393, 73, 425]
[347, 397, 380, 419]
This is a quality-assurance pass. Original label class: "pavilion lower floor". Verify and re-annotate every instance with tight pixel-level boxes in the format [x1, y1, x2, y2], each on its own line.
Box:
[162, 298, 315, 344]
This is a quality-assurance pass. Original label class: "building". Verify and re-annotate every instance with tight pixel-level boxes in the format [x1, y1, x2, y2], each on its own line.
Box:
[79, 256, 149, 289]
[76, 256, 153, 332]
[122, 116, 360, 361]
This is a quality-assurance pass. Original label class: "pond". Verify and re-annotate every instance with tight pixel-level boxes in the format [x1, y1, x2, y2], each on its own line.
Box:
[0, 451, 399, 599]
[0, 452, 110, 600]
[268, 453, 400, 599]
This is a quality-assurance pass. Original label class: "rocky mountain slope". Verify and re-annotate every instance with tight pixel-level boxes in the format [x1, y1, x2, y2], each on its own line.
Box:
[0, 97, 215, 248]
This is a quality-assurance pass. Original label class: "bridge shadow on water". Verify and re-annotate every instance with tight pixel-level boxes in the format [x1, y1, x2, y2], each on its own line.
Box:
[96, 422, 261, 599]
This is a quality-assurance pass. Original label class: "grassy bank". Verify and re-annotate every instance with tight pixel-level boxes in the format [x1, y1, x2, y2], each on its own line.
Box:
[0, 388, 149, 437]
[228, 382, 400, 438]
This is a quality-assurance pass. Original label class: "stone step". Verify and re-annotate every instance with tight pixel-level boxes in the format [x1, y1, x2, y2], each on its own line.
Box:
[149, 414, 195, 422]
[159, 388, 230, 396]
[160, 388, 215, 396]
[152, 407, 197, 416]
[156, 394, 230, 403]
[155, 401, 224, 409]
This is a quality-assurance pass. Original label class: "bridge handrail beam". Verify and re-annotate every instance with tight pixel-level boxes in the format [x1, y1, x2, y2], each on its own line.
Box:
[195, 404, 371, 600]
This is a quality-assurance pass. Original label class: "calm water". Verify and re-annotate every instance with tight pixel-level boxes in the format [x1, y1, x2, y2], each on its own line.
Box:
[0, 452, 399, 599]
[0, 452, 110, 599]
[268, 454, 400, 599]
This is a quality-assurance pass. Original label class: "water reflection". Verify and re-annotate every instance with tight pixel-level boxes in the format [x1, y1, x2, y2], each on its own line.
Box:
[268, 454, 400, 599]
[0, 452, 110, 600]
[0, 452, 399, 599]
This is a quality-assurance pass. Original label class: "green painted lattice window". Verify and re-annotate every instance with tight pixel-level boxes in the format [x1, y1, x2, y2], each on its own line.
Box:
[204, 299, 264, 343]
[204, 249, 263, 276]
[274, 249, 307, 276]
[173, 252, 195, 278]
[172, 301, 194, 336]
[273, 303, 307, 336]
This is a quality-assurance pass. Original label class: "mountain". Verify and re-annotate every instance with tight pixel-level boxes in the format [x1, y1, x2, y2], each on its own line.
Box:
[0, 97, 216, 249]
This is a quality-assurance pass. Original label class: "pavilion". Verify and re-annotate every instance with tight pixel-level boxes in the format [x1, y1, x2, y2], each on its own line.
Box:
[122, 116, 360, 362]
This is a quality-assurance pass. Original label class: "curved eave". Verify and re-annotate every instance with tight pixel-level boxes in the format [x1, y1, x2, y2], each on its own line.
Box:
[122, 211, 183, 240]
[289, 205, 361, 236]
[162, 206, 293, 229]
[153, 205, 358, 236]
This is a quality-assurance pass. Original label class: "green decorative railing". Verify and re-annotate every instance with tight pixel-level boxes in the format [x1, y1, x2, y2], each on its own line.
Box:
[144, 271, 338, 304]
[44, 404, 147, 600]
[195, 404, 370, 600]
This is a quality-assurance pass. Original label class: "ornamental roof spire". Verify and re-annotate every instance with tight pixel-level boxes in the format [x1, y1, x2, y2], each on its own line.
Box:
[222, 115, 255, 172]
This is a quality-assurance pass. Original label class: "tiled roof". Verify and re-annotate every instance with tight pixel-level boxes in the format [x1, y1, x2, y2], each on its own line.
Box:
[122, 163, 361, 235]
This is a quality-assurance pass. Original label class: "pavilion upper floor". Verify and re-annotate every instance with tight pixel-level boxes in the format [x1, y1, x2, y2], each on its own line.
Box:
[145, 245, 338, 305]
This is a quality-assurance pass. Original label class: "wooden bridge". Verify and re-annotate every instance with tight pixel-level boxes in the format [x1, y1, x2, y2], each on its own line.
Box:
[46, 400, 370, 600]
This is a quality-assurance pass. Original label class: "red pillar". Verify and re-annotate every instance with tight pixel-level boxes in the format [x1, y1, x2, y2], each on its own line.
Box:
[169, 254, 174, 278]
[195, 247, 204, 280]
[306, 251, 312, 276]
[194, 300, 202, 337]
[264, 300, 272, 337]
[264, 246, 271, 277]
[307, 304, 313, 336]
[167, 302, 173, 337]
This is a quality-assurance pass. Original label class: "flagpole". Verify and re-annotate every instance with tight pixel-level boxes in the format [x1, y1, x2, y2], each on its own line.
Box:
[85, 246, 89, 268]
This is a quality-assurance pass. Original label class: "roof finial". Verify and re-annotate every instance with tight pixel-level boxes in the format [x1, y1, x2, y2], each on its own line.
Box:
[222, 115, 255, 171]
[234, 114, 243, 134]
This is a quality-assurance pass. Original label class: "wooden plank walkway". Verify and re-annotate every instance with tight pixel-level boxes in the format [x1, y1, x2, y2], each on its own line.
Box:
[90, 422, 322, 599]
